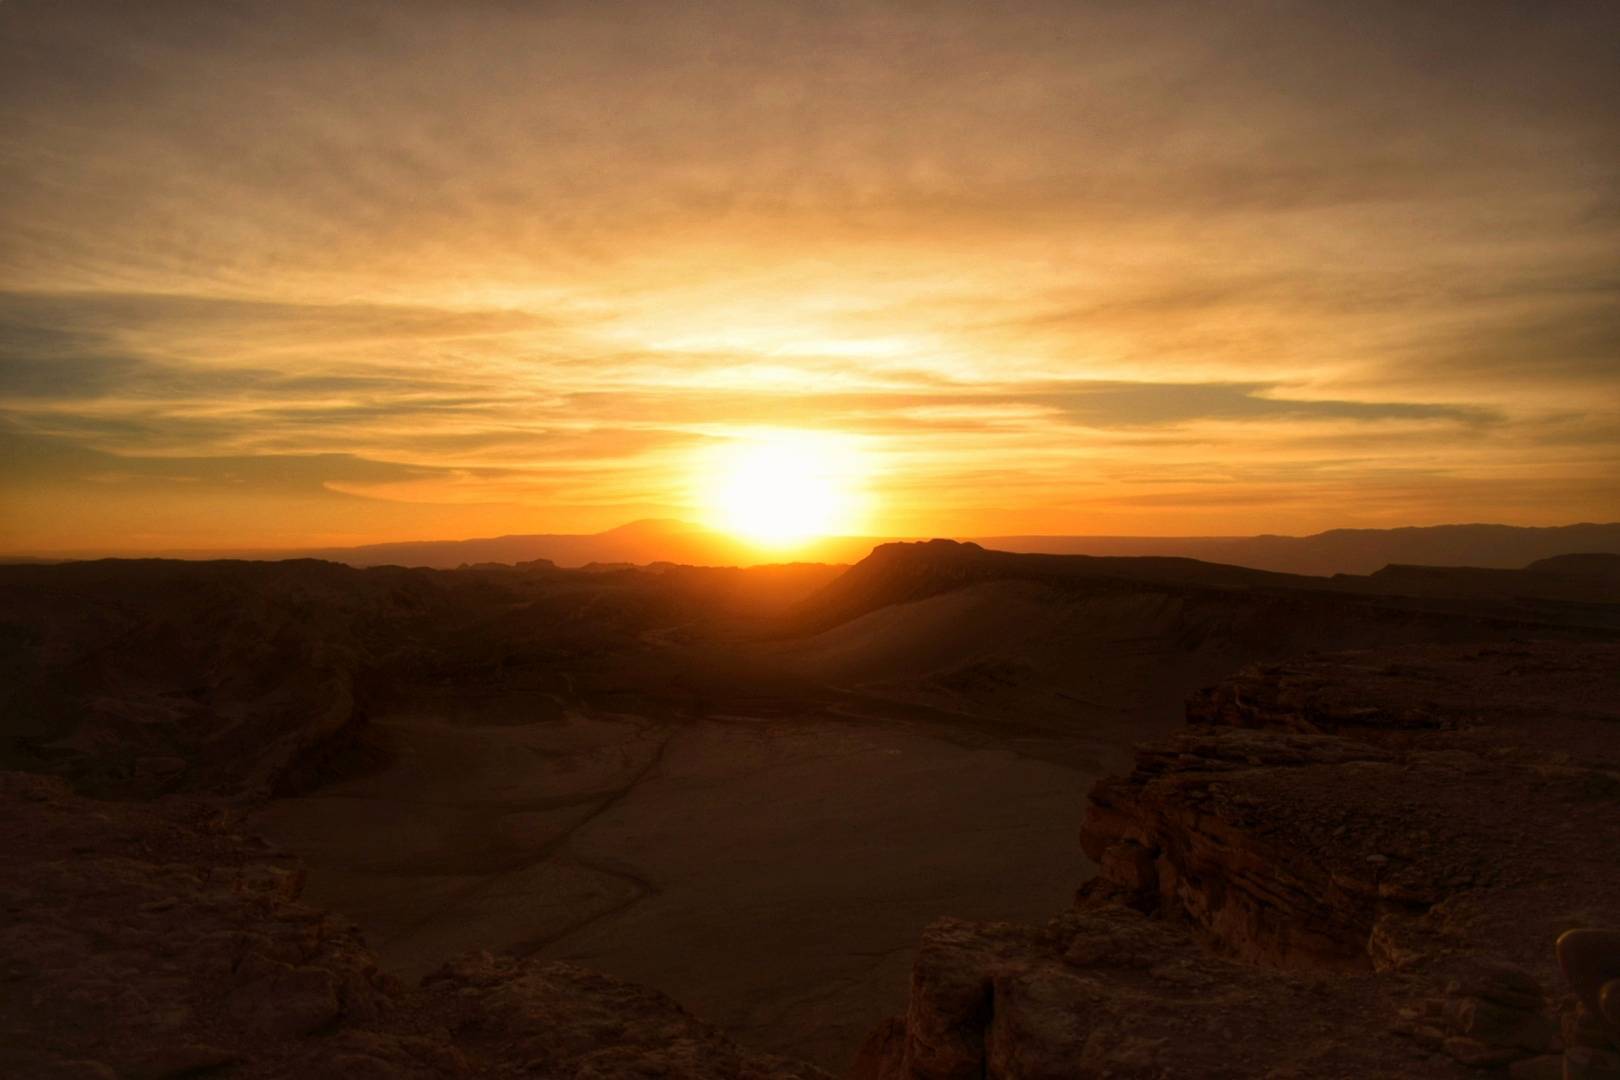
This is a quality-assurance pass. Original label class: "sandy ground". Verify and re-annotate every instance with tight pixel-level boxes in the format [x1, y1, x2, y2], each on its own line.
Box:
[251, 700, 1097, 1069]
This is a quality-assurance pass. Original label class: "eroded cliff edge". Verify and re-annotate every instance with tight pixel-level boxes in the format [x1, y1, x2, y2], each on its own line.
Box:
[856, 642, 1620, 1078]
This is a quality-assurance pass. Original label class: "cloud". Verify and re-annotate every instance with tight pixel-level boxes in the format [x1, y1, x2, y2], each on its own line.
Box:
[1031, 383, 1499, 428]
[1, 2, 1616, 545]
[0, 424, 433, 489]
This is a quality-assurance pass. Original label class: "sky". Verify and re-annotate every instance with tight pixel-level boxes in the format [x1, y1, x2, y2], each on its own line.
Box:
[2, 0, 1618, 553]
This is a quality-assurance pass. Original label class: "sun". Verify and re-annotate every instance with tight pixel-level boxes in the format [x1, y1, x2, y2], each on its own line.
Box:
[698, 430, 869, 548]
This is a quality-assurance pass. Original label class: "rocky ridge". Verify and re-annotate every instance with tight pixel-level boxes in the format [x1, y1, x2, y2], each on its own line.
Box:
[858, 642, 1620, 1078]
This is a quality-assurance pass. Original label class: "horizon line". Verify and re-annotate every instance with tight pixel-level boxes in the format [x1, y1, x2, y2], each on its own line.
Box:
[6, 518, 1619, 562]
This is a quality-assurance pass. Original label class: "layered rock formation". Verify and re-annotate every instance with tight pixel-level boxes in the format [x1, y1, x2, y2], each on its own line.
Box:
[0, 770, 831, 1080]
[851, 907, 1494, 1078]
[860, 642, 1620, 1077]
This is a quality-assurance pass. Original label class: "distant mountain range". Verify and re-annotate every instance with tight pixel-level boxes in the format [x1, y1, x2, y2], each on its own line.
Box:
[290, 518, 772, 570]
[971, 522, 1620, 576]
[9, 520, 1620, 578]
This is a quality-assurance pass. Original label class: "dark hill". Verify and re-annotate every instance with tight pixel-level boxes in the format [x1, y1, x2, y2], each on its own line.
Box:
[799, 540, 1620, 635]
[1525, 551, 1620, 578]
[795, 539, 1320, 632]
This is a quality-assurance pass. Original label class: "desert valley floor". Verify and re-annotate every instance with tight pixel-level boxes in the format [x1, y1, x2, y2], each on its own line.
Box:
[250, 693, 1089, 1065]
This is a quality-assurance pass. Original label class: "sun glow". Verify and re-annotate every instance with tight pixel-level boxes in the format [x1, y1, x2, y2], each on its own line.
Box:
[698, 430, 871, 548]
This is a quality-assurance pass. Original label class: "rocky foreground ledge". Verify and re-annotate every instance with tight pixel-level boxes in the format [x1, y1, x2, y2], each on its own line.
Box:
[856, 642, 1620, 1079]
[0, 770, 831, 1080]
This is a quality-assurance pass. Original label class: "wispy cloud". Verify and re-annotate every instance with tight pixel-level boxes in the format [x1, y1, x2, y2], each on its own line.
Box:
[1, 1, 1616, 548]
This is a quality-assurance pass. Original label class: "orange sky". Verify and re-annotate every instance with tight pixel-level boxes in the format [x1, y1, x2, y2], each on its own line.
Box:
[2, 1, 1618, 553]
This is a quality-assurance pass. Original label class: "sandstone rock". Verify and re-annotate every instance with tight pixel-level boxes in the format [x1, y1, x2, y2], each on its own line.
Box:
[1442, 994, 1555, 1053]
[1442, 1035, 1520, 1067]
[850, 1017, 908, 1080]
[1561, 928, 1620, 1047]
[1508, 1054, 1567, 1079]
[863, 906, 1472, 1079]
[27, 1062, 118, 1080]
[224, 963, 341, 1036]
[122, 1043, 241, 1079]
[1567, 1045, 1620, 1080]
[305, 1053, 410, 1080]
[419, 952, 833, 1079]
[1084, 644, 1620, 982]
[867, 643, 1620, 1077]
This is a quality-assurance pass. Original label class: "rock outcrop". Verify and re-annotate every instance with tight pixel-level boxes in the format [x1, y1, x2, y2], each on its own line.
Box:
[0, 771, 831, 1080]
[852, 907, 1481, 1079]
[1083, 643, 1620, 979]
[860, 642, 1620, 1077]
